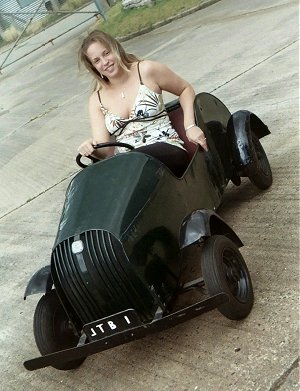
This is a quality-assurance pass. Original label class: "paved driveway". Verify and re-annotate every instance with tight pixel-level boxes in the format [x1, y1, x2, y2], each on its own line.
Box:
[0, 0, 298, 390]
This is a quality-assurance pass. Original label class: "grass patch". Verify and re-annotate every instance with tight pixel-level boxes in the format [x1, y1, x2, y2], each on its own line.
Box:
[92, 0, 206, 37]
[0, 0, 204, 49]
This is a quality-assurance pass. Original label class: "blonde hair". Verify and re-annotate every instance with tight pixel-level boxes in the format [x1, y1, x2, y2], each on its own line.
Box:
[78, 30, 140, 89]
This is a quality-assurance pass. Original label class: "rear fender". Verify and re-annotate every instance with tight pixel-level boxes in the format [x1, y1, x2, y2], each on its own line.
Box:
[24, 265, 52, 299]
[227, 110, 270, 174]
[180, 209, 243, 249]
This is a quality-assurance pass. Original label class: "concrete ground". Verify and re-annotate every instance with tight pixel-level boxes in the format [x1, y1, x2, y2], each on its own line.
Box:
[0, 0, 299, 390]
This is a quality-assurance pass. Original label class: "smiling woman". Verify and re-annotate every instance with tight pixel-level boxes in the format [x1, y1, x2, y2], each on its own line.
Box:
[77, 30, 208, 176]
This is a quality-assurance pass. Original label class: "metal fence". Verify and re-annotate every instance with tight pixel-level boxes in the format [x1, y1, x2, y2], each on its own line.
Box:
[0, 0, 47, 30]
[0, 0, 111, 73]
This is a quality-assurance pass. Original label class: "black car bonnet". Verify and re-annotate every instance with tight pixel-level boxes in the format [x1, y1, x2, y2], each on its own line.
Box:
[54, 152, 163, 248]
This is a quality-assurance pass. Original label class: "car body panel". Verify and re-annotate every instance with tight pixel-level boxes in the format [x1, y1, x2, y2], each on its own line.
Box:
[24, 266, 52, 299]
[24, 92, 272, 371]
[227, 110, 270, 173]
[50, 150, 220, 324]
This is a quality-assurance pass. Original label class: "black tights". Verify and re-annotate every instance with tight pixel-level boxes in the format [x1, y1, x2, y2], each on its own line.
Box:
[135, 142, 189, 177]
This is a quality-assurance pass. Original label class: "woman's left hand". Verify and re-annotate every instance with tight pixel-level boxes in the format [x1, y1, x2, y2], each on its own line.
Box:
[186, 126, 208, 151]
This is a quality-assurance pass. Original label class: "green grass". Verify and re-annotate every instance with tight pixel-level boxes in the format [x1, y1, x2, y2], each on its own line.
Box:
[0, 0, 203, 49]
[92, 0, 205, 37]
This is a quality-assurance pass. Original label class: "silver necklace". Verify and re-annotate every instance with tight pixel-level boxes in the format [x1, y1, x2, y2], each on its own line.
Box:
[121, 90, 125, 99]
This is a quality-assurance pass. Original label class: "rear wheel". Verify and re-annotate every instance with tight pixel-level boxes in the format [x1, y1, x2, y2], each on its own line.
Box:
[33, 290, 86, 370]
[248, 134, 272, 189]
[201, 235, 254, 320]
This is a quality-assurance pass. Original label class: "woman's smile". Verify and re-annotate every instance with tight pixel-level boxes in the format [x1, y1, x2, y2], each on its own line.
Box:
[104, 63, 114, 73]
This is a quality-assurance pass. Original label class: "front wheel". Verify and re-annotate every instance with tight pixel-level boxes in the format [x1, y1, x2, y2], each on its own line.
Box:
[33, 290, 86, 370]
[201, 235, 254, 320]
[248, 134, 272, 189]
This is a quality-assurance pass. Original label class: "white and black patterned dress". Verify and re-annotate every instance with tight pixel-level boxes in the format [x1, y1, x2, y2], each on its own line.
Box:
[97, 63, 185, 154]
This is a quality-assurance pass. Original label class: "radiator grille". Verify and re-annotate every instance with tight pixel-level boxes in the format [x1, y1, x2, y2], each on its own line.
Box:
[51, 230, 156, 325]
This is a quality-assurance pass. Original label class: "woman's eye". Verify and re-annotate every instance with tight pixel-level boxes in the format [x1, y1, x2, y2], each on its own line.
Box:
[93, 58, 100, 64]
[104, 51, 110, 56]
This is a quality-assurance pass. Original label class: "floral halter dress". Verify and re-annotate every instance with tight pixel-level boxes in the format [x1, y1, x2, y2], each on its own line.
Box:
[97, 62, 184, 153]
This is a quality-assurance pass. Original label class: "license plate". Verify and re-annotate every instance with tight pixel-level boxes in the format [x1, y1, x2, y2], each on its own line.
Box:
[83, 309, 142, 341]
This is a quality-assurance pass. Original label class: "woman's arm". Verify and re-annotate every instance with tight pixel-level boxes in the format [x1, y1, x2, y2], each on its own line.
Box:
[141, 60, 208, 151]
[179, 85, 208, 151]
[78, 91, 115, 159]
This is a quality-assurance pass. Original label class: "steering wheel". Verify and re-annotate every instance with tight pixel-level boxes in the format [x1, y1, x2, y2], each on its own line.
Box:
[76, 142, 135, 168]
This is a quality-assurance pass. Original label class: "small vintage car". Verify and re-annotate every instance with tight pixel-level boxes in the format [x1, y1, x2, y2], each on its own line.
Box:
[23, 92, 272, 371]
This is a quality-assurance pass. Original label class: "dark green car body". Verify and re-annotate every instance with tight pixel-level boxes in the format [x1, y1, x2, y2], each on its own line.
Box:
[24, 93, 270, 370]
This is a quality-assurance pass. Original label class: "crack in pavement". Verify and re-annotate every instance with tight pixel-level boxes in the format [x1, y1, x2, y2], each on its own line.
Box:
[0, 89, 89, 142]
[210, 39, 298, 94]
[269, 357, 299, 391]
[26, 105, 59, 124]
[0, 171, 78, 221]
[194, 0, 299, 28]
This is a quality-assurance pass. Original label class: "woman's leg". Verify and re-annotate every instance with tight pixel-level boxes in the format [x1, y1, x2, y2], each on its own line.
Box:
[135, 142, 190, 177]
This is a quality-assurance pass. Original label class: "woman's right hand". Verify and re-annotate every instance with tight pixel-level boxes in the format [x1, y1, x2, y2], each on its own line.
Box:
[78, 138, 95, 157]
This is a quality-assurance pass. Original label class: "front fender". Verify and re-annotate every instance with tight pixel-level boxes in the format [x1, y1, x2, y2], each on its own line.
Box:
[24, 265, 53, 299]
[227, 110, 270, 173]
[180, 209, 243, 249]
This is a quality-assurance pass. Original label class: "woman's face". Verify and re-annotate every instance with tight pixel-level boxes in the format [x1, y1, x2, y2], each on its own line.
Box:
[86, 41, 120, 78]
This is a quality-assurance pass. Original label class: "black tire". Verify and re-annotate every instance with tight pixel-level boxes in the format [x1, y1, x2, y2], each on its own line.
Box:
[33, 290, 86, 370]
[248, 134, 272, 189]
[201, 235, 254, 320]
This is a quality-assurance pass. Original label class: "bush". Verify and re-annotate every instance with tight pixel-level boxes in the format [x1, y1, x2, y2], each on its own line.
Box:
[2, 26, 19, 43]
